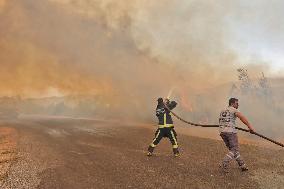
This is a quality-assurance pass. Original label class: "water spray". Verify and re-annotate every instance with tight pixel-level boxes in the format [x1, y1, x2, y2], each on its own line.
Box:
[167, 87, 176, 99]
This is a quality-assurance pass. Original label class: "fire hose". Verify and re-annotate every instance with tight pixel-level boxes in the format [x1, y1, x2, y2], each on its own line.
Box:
[164, 103, 284, 148]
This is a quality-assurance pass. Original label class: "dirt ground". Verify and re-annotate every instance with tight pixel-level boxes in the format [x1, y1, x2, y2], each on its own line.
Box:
[0, 117, 283, 189]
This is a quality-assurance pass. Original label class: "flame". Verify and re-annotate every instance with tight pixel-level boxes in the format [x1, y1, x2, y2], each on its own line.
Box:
[179, 89, 193, 112]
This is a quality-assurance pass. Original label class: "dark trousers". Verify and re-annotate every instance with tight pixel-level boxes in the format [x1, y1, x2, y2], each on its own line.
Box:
[148, 128, 179, 154]
[220, 132, 245, 167]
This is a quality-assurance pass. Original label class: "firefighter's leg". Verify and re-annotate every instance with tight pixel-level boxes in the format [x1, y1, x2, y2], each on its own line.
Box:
[147, 129, 164, 156]
[168, 129, 179, 156]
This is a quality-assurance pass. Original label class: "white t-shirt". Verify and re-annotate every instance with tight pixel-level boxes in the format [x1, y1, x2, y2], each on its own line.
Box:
[219, 106, 239, 133]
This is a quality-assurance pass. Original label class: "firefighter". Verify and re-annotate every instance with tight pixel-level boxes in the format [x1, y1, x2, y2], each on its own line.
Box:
[147, 97, 179, 157]
[219, 97, 255, 173]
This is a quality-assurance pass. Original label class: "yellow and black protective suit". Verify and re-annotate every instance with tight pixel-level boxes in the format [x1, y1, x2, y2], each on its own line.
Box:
[147, 98, 179, 156]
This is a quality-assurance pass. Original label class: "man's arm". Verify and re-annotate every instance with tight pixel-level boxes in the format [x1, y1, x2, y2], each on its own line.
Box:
[167, 101, 177, 110]
[235, 112, 255, 133]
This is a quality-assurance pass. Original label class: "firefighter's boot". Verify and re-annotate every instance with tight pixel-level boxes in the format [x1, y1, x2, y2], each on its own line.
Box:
[173, 148, 180, 157]
[147, 146, 155, 156]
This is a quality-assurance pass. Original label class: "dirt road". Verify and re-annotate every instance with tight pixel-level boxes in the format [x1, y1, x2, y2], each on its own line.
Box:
[0, 117, 283, 188]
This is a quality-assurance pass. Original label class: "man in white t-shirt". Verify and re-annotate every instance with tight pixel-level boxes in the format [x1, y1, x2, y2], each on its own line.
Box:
[219, 98, 255, 173]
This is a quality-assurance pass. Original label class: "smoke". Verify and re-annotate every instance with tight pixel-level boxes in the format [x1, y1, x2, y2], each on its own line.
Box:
[1, 0, 281, 96]
[0, 0, 5, 12]
[0, 0, 239, 98]
[0, 1, 173, 99]
[0, 0, 283, 140]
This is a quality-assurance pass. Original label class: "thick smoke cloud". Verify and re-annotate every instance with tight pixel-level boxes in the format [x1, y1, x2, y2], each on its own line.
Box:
[0, 0, 239, 98]
[0, 1, 175, 101]
[1, 0, 280, 97]
[0, 0, 283, 141]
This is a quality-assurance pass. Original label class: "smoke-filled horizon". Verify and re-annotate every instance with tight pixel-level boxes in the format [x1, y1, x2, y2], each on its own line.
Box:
[1, 0, 284, 140]
[1, 0, 283, 98]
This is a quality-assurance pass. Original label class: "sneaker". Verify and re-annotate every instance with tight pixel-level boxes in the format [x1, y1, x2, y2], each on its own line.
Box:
[147, 152, 152, 157]
[219, 163, 229, 173]
[240, 165, 249, 172]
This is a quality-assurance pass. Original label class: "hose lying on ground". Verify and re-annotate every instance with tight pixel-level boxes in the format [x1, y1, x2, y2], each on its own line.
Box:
[164, 104, 284, 148]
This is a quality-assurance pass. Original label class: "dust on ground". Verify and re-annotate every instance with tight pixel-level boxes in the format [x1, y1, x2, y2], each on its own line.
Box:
[0, 117, 283, 188]
[0, 126, 17, 181]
